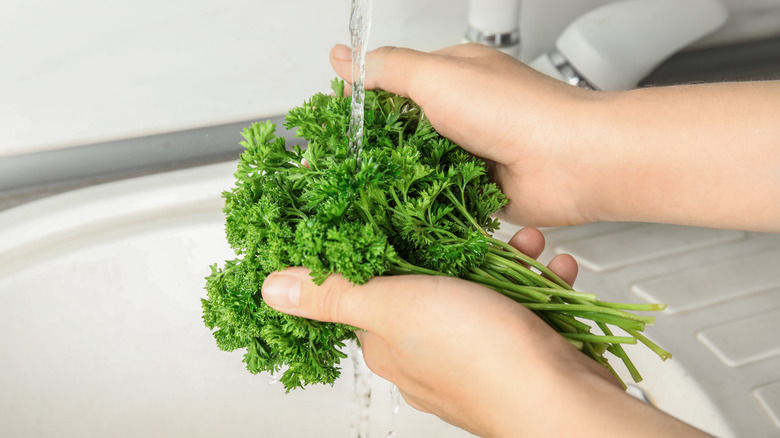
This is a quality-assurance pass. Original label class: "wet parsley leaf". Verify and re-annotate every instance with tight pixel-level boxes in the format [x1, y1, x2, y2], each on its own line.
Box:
[202, 80, 670, 391]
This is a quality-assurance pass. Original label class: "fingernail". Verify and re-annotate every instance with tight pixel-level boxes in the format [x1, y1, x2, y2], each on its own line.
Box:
[333, 44, 351, 61]
[262, 272, 301, 309]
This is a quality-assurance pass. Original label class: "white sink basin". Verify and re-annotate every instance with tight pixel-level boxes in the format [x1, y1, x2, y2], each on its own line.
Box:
[2, 161, 776, 437]
[0, 163, 473, 437]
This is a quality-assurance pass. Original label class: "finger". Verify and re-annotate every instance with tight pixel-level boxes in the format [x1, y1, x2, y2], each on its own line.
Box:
[329, 43, 531, 164]
[330, 45, 352, 95]
[432, 42, 503, 58]
[331, 43, 509, 92]
[262, 267, 368, 328]
[507, 227, 579, 285]
[330, 44, 431, 98]
[506, 227, 546, 260]
[330, 44, 351, 81]
[261, 267, 432, 333]
[547, 253, 578, 286]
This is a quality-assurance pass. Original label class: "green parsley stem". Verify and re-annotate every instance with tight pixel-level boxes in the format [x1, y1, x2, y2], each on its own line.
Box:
[561, 332, 637, 345]
[443, 189, 490, 238]
[523, 303, 655, 324]
[624, 328, 673, 361]
[465, 273, 551, 302]
[487, 238, 572, 290]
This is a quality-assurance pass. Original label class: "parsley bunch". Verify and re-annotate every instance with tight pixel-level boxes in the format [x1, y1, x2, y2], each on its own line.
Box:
[202, 80, 669, 391]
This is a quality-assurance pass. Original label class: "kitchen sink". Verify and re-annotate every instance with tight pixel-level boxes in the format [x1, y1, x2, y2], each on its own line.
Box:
[1, 121, 778, 437]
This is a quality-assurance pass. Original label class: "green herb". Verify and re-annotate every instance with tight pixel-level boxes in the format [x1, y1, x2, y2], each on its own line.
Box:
[202, 79, 670, 391]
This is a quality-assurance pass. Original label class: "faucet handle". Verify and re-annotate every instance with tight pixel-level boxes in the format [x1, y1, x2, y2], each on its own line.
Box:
[533, 0, 728, 91]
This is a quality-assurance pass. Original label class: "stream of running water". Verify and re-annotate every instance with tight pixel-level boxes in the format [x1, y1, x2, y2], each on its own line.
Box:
[348, 0, 372, 168]
[348, 2, 404, 437]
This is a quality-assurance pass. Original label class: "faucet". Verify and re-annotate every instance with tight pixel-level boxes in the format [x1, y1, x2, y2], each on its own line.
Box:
[465, 0, 729, 91]
[528, 0, 729, 90]
[464, 0, 521, 56]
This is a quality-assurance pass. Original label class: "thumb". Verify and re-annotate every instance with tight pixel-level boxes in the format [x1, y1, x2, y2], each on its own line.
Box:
[261, 267, 380, 331]
[328, 43, 528, 165]
[329, 43, 429, 99]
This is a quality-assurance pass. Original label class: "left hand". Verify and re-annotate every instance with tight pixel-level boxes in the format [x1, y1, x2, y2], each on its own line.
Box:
[261, 228, 624, 437]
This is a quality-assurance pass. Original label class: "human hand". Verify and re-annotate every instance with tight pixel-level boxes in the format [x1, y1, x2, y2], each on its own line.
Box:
[329, 43, 597, 228]
[261, 228, 610, 437]
[329, 43, 780, 233]
[261, 226, 714, 437]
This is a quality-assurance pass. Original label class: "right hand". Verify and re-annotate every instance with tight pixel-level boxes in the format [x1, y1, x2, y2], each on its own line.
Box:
[329, 43, 780, 233]
[329, 43, 597, 228]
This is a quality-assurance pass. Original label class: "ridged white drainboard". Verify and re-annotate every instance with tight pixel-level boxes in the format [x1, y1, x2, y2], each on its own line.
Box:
[1, 162, 778, 437]
[496, 220, 780, 438]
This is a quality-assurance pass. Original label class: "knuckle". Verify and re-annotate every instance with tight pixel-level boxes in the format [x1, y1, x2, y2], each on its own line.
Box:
[317, 274, 349, 323]
[373, 45, 400, 57]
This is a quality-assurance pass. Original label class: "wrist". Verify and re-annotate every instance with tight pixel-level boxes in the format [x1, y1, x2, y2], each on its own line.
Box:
[543, 87, 622, 225]
[563, 88, 669, 225]
[566, 83, 780, 230]
[538, 362, 713, 438]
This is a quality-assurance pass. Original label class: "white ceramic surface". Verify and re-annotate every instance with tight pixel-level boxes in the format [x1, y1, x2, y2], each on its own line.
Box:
[0, 163, 477, 437]
[5, 162, 780, 436]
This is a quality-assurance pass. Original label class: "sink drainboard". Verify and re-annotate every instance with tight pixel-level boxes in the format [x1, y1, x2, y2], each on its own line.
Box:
[495, 220, 780, 437]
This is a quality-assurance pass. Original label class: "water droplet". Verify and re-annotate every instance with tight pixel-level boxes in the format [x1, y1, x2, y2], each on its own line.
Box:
[386, 383, 401, 437]
[390, 384, 401, 415]
[267, 368, 282, 386]
[350, 340, 373, 438]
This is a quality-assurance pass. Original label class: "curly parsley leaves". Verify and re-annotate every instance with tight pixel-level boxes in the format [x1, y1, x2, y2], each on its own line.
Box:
[202, 80, 669, 391]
